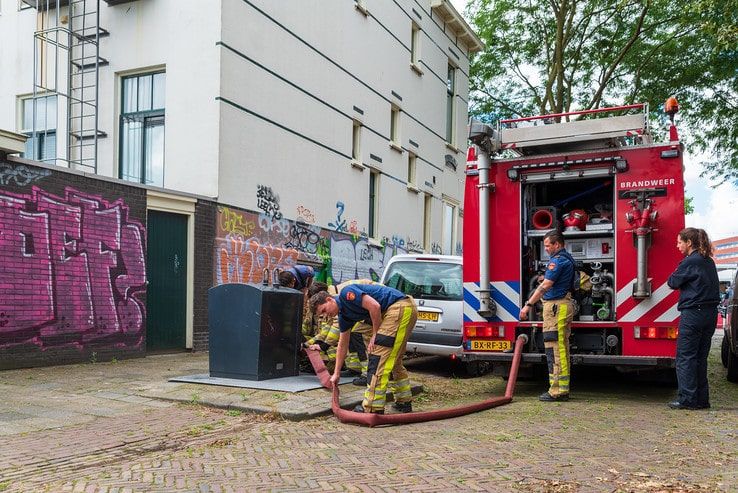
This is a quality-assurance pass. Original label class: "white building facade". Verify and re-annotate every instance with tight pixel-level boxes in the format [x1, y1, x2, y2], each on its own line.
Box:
[0, 0, 482, 357]
[0, 0, 481, 256]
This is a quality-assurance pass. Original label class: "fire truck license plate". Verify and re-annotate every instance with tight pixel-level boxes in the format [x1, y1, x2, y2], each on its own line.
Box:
[471, 340, 511, 351]
[417, 311, 439, 322]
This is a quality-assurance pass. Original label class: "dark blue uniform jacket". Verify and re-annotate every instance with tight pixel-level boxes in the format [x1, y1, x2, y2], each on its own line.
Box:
[335, 284, 406, 333]
[667, 251, 720, 310]
[287, 265, 314, 290]
[543, 248, 575, 300]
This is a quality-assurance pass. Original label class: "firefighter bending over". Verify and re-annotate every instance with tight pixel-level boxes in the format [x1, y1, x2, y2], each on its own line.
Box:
[519, 230, 575, 402]
[310, 284, 418, 414]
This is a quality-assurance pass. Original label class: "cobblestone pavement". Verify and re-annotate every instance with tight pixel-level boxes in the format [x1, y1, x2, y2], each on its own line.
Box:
[1, 335, 736, 492]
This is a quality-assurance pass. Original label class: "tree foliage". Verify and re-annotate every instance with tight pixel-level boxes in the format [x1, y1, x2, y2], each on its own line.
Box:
[467, 0, 738, 181]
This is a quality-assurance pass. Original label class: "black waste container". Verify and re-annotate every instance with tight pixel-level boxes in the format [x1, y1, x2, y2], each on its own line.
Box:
[208, 282, 304, 380]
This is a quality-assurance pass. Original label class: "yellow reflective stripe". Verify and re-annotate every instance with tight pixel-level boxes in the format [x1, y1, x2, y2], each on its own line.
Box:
[557, 303, 569, 377]
[379, 305, 413, 392]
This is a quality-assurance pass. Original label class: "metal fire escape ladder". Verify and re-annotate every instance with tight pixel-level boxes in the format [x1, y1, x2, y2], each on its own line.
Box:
[67, 0, 107, 172]
[30, 0, 107, 173]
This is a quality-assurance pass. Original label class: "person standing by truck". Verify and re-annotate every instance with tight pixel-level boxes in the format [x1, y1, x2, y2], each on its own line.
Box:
[667, 227, 720, 410]
[519, 231, 575, 402]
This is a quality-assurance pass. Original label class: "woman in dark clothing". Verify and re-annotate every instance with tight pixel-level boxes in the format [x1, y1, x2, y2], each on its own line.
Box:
[667, 228, 720, 410]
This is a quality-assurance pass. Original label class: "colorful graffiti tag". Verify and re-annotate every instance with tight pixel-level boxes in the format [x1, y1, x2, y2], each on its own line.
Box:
[214, 206, 408, 286]
[0, 187, 146, 350]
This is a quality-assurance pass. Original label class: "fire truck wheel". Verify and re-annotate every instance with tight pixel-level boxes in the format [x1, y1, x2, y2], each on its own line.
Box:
[459, 360, 491, 377]
[722, 334, 730, 368]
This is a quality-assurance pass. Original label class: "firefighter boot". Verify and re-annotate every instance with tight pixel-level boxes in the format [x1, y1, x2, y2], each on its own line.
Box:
[353, 404, 383, 414]
[392, 401, 413, 413]
[539, 391, 569, 402]
[352, 375, 368, 386]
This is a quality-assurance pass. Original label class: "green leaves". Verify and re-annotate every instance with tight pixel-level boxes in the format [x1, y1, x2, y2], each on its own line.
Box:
[468, 0, 737, 181]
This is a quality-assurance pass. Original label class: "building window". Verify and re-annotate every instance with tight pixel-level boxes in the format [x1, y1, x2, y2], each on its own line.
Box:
[390, 106, 400, 145]
[446, 64, 456, 145]
[120, 71, 166, 187]
[442, 201, 457, 254]
[352, 121, 362, 162]
[423, 193, 432, 250]
[369, 171, 379, 238]
[411, 22, 421, 65]
[407, 153, 417, 186]
[20, 95, 57, 162]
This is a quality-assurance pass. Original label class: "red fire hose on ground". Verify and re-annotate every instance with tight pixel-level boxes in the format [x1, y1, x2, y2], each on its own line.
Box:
[306, 334, 527, 427]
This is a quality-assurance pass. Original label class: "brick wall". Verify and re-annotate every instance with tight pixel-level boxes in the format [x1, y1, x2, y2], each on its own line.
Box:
[0, 158, 148, 369]
[193, 200, 216, 352]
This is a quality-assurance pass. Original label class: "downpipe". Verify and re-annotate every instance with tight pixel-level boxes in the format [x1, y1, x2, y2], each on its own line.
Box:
[634, 233, 650, 297]
[625, 197, 657, 299]
[307, 334, 528, 427]
[477, 150, 495, 317]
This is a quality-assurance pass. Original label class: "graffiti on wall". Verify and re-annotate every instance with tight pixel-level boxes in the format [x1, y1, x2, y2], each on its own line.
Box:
[330, 235, 407, 283]
[214, 205, 408, 286]
[328, 201, 347, 232]
[431, 242, 443, 255]
[0, 163, 51, 187]
[296, 205, 315, 224]
[256, 184, 282, 220]
[0, 187, 146, 350]
[406, 238, 423, 253]
[219, 206, 256, 237]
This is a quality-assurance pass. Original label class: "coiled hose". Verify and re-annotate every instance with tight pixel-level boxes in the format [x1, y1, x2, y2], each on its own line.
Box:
[306, 334, 527, 427]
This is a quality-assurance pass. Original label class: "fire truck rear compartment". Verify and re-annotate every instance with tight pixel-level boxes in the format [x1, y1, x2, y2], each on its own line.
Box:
[522, 176, 616, 324]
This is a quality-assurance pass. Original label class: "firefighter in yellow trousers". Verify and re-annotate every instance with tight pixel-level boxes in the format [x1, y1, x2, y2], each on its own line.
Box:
[310, 284, 417, 414]
[519, 230, 575, 401]
[302, 282, 363, 375]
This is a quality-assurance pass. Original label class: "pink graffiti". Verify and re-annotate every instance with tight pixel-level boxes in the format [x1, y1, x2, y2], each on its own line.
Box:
[217, 235, 298, 285]
[0, 187, 146, 350]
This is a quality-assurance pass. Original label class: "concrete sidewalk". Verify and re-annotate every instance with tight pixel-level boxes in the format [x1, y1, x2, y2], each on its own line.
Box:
[0, 352, 418, 436]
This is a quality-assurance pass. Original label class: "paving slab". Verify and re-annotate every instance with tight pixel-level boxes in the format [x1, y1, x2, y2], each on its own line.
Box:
[168, 372, 354, 392]
[0, 351, 425, 433]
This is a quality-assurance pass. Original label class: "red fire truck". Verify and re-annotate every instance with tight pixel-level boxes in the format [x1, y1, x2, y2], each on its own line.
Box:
[462, 103, 684, 374]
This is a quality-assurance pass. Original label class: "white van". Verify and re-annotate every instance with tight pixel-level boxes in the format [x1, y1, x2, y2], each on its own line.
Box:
[380, 254, 463, 357]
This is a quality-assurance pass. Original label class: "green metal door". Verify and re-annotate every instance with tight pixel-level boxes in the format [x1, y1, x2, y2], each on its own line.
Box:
[147, 210, 188, 351]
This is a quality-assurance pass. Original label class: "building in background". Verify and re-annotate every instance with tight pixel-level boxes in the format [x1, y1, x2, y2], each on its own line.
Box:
[714, 235, 738, 269]
[0, 0, 482, 367]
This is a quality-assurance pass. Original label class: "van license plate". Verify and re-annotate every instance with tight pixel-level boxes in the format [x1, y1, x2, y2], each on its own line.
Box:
[417, 311, 439, 321]
[470, 340, 511, 351]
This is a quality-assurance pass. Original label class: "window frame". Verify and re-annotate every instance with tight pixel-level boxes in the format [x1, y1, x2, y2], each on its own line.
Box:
[390, 105, 401, 145]
[19, 94, 57, 163]
[411, 22, 422, 66]
[442, 201, 458, 255]
[446, 63, 457, 145]
[351, 120, 362, 163]
[118, 71, 166, 187]
[369, 171, 379, 239]
[423, 193, 432, 251]
[407, 152, 417, 187]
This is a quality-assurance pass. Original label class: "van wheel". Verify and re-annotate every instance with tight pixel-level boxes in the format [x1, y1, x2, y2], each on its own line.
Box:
[727, 341, 738, 383]
[722, 334, 730, 368]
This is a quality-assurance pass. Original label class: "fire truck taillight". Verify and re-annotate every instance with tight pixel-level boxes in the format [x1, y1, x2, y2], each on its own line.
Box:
[634, 326, 678, 340]
[465, 325, 505, 338]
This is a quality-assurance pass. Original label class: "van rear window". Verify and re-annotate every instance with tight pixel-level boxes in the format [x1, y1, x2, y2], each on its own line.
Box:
[383, 262, 462, 301]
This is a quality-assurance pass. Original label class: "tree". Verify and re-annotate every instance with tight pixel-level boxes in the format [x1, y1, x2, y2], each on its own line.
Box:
[467, 0, 738, 181]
